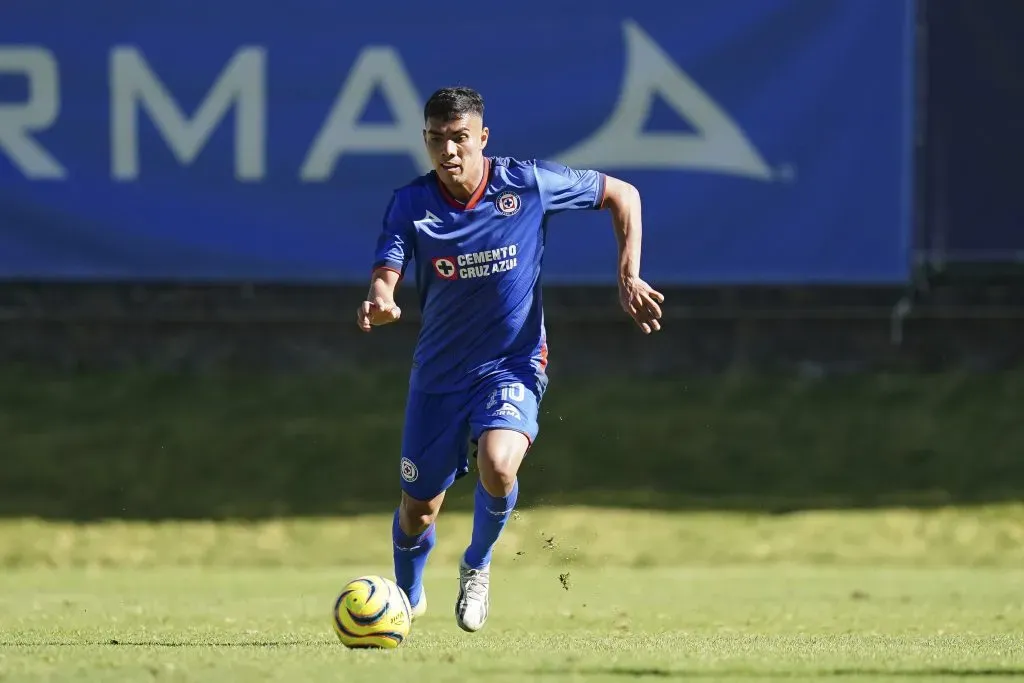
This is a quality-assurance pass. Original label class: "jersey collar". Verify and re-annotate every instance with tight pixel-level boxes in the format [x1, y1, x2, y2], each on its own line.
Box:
[435, 157, 491, 211]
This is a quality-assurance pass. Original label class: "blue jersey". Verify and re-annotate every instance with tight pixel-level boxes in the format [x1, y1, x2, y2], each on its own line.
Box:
[372, 156, 606, 394]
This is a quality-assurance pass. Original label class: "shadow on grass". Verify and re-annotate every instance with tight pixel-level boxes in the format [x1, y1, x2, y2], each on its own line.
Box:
[525, 667, 1024, 679]
[0, 640, 317, 647]
[2, 367, 1023, 521]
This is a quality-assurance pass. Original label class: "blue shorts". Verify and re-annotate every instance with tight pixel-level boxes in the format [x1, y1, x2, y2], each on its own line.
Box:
[399, 373, 545, 500]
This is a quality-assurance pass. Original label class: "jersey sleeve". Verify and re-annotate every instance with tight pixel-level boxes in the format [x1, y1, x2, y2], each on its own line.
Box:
[371, 193, 413, 277]
[533, 160, 607, 215]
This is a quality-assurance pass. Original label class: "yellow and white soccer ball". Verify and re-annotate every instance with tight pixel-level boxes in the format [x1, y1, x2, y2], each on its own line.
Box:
[332, 575, 413, 649]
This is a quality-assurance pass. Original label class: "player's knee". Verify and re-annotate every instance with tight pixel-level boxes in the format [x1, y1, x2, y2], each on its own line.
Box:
[477, 430, 529, 495]
[479, 454, 516, 492]
[399, 491, 443, 534]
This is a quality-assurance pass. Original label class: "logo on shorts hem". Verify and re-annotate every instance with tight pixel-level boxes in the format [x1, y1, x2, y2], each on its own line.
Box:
[400, 457, 419, 483]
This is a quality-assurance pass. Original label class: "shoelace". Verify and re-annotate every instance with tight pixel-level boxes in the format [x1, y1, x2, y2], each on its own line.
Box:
[463, 569, 489, 601]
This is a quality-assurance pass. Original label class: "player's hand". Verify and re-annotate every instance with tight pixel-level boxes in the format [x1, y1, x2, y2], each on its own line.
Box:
[619, 276, 664, 334]
[356, 296, 402, 332]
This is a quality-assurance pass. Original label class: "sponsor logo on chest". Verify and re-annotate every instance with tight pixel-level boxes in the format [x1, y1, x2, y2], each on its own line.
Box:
[433, 244, 519, 280]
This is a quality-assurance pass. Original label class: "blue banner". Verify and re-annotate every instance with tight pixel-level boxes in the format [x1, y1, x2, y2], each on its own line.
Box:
[0, 0, 914, 284]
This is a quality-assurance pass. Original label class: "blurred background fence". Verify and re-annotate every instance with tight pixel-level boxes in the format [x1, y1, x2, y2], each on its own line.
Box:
[1, 0, 1022, 519]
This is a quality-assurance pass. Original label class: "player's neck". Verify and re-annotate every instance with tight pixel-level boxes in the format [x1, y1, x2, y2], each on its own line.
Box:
[443, 158, 488, 203]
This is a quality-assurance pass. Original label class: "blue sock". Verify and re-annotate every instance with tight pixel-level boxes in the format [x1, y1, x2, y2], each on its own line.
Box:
[392, 509, 435, 607]
[463, 479, 519, 569]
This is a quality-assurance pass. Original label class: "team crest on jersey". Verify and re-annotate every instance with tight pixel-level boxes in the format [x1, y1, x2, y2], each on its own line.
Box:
[400, 457, 418, 483]
[432, 257, 457, 280]
[495, 191, 521, 216]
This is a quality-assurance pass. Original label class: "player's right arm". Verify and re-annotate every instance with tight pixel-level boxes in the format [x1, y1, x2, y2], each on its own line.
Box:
[357, 267, 402, 332]
[357, 194, 412, 332]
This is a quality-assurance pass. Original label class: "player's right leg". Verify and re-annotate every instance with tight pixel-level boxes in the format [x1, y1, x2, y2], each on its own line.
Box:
[392, 389, 469, 619]
[394, 490, 443, 620]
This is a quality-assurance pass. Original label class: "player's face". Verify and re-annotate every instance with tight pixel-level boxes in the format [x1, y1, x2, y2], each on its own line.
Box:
[423, 114, 489, 190]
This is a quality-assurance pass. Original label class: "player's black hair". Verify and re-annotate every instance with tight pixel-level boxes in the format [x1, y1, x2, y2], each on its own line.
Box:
[423, 86, 484, 123]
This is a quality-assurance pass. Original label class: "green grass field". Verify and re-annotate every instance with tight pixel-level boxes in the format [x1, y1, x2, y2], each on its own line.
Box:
[3, 565, 1023, 682]
[2, 369, 1024, 680]
[2, 507, 1024, 681]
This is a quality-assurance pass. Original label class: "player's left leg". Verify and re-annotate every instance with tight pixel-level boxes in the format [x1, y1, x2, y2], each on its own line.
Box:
[465, 429, 528, 568]
[457, 378, 541, 632]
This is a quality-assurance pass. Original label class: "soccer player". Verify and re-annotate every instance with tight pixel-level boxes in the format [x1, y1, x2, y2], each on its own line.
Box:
[356, 86, 664, 632]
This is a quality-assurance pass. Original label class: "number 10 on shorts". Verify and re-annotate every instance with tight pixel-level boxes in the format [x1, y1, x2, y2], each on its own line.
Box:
[486, 382, 527, 414]
[500, 383, 525, 402]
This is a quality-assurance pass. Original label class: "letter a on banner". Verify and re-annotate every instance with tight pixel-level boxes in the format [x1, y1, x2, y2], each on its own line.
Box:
[557, 20, 772, 180]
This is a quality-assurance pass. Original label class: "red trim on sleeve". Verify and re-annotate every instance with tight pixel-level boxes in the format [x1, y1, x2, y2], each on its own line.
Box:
[372, 265, 403, 280]
[597, 173, 609, 209]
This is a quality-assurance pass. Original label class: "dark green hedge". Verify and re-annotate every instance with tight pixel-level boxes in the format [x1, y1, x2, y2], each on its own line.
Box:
[2, 368, 1021, 519]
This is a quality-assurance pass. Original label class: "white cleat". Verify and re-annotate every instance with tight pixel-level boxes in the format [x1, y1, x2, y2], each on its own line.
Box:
[455, 561, 490, 632]
[409, 587, 427, 621]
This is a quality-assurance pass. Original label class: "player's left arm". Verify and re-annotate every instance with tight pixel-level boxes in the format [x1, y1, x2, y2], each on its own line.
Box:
[534, 160, 664, 334]
[599, 175, 665, 335]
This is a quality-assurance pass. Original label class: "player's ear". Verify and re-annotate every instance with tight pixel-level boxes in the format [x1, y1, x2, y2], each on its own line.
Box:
[480, 126, 489, 149]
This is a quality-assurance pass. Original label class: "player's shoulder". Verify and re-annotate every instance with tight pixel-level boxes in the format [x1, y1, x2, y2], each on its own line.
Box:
[489, 156, 561, 188]
[386, 171, 438, 219]
[490, 156, 565, 172]
[391, 170, 436, 199]
[491, 156, 578, 179]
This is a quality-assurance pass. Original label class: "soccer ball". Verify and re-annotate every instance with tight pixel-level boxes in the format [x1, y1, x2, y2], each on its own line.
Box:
[332, 575, 413, 649]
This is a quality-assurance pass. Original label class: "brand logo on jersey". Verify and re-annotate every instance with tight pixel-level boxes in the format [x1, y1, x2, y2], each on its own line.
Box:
[495, 191, 521, 216]
[414, 210, 446, 238]
[432, 257, 457, 280]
